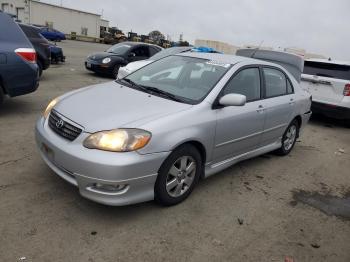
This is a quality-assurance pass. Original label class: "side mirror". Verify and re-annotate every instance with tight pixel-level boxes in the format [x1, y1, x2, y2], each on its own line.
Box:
[128, 52, 136, 58]
[219, 94, 246, 107]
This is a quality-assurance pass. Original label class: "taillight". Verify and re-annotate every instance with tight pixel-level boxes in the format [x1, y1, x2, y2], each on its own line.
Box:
[15, 48, 37, 63]
[344, 84, 350, 96]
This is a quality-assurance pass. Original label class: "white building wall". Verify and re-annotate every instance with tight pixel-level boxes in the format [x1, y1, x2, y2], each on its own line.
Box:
[0, 0, 108, 38]
[0, 0, 29, 23]
[29, 1, 100, 38]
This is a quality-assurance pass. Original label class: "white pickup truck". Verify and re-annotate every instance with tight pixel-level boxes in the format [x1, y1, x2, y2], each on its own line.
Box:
[301, 59, 350, 123]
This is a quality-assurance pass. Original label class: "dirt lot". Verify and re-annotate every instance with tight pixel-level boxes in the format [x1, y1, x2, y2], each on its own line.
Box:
[0, 40, 349, 262]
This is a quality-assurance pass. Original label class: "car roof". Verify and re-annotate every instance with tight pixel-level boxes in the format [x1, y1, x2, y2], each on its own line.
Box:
[306, 58, 350, 66]
[119, 41, 162, 49]
[177, 52, 276, 66]
[0, 12, 32, 47]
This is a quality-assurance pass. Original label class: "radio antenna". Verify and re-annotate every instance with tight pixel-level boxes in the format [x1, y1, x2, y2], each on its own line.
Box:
[251, 40, 264, 58]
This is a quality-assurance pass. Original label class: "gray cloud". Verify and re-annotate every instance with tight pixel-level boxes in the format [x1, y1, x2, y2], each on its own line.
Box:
[45, 0, 350, 60]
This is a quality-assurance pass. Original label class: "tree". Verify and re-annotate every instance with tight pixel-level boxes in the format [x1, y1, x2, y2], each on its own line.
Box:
[149, 30, 165, 42]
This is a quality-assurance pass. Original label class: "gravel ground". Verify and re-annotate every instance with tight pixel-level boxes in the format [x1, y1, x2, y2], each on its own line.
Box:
[0, 40, 349, 262]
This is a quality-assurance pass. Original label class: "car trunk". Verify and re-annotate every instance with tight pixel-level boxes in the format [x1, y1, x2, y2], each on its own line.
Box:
[236, 49, 304, 83]
[301, 61, 350, 104]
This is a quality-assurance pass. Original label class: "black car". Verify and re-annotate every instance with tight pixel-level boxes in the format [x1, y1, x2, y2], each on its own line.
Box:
[19, 24, 50, 76]
[0, 11, 39, 106]
[85, 42, 162, 78]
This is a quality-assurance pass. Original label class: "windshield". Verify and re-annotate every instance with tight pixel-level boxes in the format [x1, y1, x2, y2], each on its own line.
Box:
[124, 55, 231, 104]
[150, 47, 191, 61]
[107, 43, 132, 55]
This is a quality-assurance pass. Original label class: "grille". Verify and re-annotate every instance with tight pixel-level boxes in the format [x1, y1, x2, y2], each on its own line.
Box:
[48, 110, 82, 141]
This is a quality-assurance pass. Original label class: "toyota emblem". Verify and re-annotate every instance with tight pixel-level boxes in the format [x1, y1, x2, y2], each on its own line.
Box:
[56, 119, 64, 128]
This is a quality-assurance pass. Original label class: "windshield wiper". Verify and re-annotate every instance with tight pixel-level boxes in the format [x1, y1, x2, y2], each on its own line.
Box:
[119, 78, 150, 92]
[143, 86, 184, 102]
[119, 79, 183, 102]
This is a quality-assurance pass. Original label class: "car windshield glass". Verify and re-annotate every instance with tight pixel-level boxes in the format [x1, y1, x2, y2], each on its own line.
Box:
[107, 44, 131, 55]
[304, 61, 350, 81]
[124, 55, 231, 104]
[150, 47, 191, 61]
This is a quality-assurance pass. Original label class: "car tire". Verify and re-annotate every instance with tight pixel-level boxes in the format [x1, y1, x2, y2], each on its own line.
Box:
[275, 119, 299, 156]
[37, 60, 43, 77]
[155, 144, 202, 206]
[112, 65, 120, 79]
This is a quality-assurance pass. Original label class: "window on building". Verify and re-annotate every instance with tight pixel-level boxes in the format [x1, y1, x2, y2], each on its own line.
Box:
[45, 22, 54, 29]
[81, 27, 88, 36]
[1, 3, 9, 12]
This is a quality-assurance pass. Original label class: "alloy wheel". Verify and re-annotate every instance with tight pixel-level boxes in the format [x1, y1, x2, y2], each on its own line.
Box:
[166, 156, 197, 198]
[283, 124, 297, 151]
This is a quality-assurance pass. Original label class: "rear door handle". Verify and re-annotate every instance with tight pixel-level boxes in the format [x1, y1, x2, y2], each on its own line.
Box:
[289, 98, 295, 105]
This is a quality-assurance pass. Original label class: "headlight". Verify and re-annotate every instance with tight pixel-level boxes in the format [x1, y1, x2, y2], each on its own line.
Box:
[102, 57, 111, 64]
[83, 129, 151, 152]
[43, 98, 59, 118]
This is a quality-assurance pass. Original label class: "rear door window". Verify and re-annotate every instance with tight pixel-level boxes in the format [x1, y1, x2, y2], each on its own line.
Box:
[303, 61, 350, 81]
[263, 68, 288, 98]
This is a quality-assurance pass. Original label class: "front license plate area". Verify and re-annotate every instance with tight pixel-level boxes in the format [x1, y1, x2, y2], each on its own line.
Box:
[86, 62, 91, 68]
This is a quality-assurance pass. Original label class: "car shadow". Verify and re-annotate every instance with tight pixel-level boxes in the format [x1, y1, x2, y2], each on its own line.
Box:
[309, 114, 349, 129]
[0, 98, 36, 117]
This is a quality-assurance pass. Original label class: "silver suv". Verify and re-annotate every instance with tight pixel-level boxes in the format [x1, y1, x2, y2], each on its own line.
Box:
[301, 59, 350, 122]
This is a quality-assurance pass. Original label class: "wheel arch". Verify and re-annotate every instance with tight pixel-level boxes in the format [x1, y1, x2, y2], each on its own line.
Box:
[171, 140, 207, 178]
[293, 115, 302, 137]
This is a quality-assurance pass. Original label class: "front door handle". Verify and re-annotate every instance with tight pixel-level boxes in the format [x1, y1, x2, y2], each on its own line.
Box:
[289, 98, 295, 105]
[256, 105, 264, 113]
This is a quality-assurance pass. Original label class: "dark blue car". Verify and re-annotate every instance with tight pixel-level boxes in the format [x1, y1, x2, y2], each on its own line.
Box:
[0, 11, 39, 105]
[40, 27, 66, 41]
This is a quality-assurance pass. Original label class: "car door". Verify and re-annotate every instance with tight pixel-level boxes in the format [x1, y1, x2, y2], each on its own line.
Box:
[213, 67, 266, 162]
[260, 67, 296, 146]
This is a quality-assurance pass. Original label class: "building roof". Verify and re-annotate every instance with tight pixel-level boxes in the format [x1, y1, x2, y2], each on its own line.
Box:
[32, 0, 101, 17]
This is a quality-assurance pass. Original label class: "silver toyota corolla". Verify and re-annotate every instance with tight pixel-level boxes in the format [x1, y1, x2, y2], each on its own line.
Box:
[35, 52, 312, 206]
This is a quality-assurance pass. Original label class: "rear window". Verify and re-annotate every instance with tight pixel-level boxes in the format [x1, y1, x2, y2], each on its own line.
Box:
[20, 25, 40, 38]
[303, 61, 350, 81]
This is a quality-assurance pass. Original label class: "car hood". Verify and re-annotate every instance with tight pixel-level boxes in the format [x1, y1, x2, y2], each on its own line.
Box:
[124, 60, 153, 72]
[54, 81, 192, 133]
[88, 52, 120, 61]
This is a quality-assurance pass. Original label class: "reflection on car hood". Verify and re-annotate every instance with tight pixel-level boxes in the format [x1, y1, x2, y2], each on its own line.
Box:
[55, 81, 192, 133]
[87, 52, 120, 61]
[124, 60, 153, 72]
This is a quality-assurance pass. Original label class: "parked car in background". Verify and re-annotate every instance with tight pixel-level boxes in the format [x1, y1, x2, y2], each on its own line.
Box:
[49, 43, 65, 64]
[118, 46, 222, 79]
[19, 24, 50, 76]
[36, 52, 311, 206]
[117, 46, 193, 79]
[85, 42, 162, 78]
[0, 11, 39, 106]
[301, 59, 350, 123]
[39, 27, 66, 41]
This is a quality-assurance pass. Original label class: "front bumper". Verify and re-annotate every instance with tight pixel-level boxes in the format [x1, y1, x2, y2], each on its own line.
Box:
[85, 59, 112, 74]
[35, 116, 170, 206]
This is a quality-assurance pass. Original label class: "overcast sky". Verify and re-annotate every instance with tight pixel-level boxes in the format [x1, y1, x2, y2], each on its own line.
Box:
[44, 0, 349, 60]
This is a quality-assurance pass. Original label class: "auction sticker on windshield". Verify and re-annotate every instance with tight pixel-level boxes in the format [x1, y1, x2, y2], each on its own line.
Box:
[206, 61, 231, 68]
